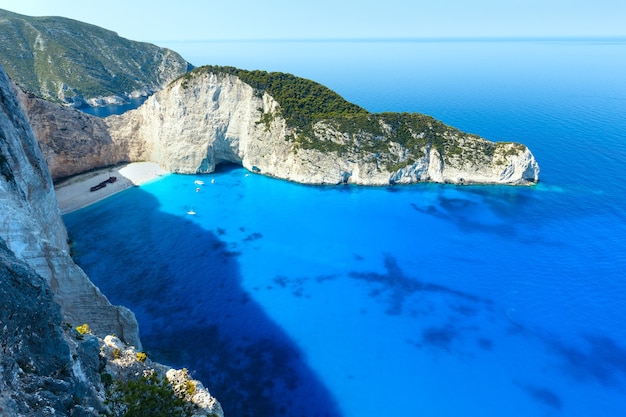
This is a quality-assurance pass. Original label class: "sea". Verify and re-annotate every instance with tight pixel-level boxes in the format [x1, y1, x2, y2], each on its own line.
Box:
[64, 39, 626, 417]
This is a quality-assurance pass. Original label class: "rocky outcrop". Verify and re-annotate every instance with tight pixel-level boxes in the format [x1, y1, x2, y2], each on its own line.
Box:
[0, 238, 105, 416]
[101, 335, 223, 417]
[0, 65, 140, 347]
[0, 238, 222, 416]
[104, 69, 539, 185]
[2, 62, 223, 416]
[24, 67, 538, 185]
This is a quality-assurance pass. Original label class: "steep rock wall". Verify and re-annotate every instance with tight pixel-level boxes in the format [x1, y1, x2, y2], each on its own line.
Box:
[104, 70, 539, 185]
[0, 65, 140, 348]
[0, 238, 105, 416]
[22, 67, 539, 186]
[105, 72, 287, 174]
[0, 238, 223, 417]
[17, 89, 125, 180]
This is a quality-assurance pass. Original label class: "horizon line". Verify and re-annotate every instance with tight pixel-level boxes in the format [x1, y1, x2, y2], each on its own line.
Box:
[153, 35, 626, 44]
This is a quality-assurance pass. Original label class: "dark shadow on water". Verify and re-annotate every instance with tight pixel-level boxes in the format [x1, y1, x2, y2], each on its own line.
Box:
[504, 311, 626, 391]
[63, 187, 341, 417]
[348, 255, 492, 315]
[407, 185, 550, 243]
[546, 334, 626, 388]
[515, 382, 562, 410]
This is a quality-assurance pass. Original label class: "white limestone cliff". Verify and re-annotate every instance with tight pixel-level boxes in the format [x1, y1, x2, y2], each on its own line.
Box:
[101, 70, 539, 185]
[0, 66, 141, 349]
[1, 64, 224, 415]
[22, 68, 539, 186]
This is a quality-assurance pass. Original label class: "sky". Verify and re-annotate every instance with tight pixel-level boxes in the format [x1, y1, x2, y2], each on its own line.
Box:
[2, 0, 625, 43]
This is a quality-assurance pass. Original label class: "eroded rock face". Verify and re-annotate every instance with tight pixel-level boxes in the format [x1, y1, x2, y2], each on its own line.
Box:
[0, 65, 140, 348]
[22, 68, 539, 186]
[16, 89, 123, 180]
[104, 72, 282, 174]
[0, 238, 222, 417]
[103, 70, 539, 185]
[0, 238, 105, 416]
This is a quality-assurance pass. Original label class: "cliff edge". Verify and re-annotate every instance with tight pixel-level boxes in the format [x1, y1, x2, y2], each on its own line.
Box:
[0, 65, 140, 347]
[1, 63, 223, 417]
[25, 66, 539, 185]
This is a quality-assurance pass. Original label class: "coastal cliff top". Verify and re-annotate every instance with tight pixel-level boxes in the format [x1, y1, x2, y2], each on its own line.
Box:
[177, 66, 536, 179]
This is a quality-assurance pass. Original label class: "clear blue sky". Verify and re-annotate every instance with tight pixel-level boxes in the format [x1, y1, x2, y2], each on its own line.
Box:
[2, 0, 625, 42]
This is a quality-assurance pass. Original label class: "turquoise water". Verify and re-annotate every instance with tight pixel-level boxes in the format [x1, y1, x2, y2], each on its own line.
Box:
[64, 40, 626, 417]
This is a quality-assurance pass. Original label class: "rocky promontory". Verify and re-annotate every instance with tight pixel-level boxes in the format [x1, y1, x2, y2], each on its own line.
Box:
[24, 66, 539, 185]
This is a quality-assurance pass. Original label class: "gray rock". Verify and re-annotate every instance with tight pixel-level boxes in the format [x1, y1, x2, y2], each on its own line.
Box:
[2, 61, 222, 417]
[1, 64, 141, 348]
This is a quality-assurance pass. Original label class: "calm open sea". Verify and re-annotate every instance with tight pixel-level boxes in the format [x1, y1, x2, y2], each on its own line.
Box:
[65, 39, 626, 417]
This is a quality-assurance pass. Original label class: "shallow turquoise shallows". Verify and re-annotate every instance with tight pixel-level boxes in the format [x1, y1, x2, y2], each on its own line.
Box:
[64, 39, 626, 417]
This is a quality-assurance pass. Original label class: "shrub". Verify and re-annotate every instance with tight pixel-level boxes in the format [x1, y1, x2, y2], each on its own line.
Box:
[75, 323, 91, 335]
[106, 372, 195, 417]
[184, 380, 196, 396]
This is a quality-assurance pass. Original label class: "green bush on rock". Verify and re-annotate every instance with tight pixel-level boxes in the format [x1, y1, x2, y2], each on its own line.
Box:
[105, 372, 195, 417]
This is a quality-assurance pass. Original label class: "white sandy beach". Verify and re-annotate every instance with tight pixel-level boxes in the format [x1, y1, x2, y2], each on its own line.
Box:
[55, 162, 168, 214]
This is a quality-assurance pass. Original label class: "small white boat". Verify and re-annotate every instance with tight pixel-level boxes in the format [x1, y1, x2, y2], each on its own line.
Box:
[187, 210, 196, 215]
[194, 180, 204, 185]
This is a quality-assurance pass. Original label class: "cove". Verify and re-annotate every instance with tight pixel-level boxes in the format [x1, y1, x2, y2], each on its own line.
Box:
[64, 39, 626, 417]
[65, 163, 626, 417]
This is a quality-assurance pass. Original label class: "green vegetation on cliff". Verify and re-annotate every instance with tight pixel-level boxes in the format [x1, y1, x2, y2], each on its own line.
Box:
[186, 65, 369, 131]
[106, 373, 196, 417]
[182, 65, 500, 170]
[0, 8, 193, 106]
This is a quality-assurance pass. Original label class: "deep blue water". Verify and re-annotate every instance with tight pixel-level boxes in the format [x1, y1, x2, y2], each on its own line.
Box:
[64, 40, 626, 417]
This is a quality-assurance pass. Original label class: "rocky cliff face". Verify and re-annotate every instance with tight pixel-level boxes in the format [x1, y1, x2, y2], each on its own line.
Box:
[16, 88, 124, 180]
[0, 65, 140, 347]
[0, 238, 105, 416]
[0, 239, 223, 417]
[1, 63, 223, 416]
[104, 69, 539, 185]
[21, 67, 539, 186]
